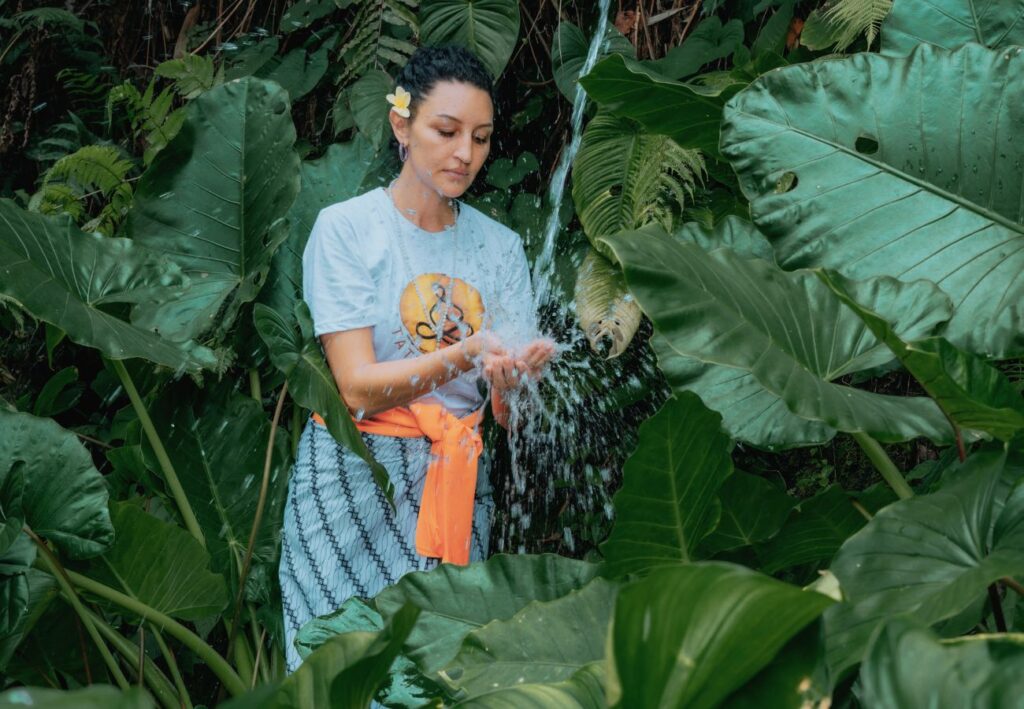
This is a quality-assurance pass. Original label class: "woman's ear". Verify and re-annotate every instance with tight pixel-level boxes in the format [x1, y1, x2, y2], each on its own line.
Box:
[388, 110, 410, 147]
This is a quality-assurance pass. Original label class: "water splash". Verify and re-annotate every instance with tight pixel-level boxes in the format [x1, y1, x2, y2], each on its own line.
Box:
[490, 0, 667, 557]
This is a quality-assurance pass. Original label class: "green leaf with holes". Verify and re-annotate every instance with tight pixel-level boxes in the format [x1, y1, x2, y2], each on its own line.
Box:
[721, 43, 1024, 357]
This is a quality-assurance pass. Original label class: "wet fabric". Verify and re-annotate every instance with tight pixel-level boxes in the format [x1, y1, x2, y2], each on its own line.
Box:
[278, 420, 493, 673]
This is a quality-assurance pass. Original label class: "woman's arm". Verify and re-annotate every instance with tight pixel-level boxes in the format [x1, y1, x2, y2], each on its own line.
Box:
[322, 329, 505, 417]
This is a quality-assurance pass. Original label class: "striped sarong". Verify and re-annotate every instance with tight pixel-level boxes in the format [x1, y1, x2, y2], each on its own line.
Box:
[279, 419, 493, 672]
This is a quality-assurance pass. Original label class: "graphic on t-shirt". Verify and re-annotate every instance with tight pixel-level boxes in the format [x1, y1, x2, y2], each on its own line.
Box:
[399, 273, 485, 353]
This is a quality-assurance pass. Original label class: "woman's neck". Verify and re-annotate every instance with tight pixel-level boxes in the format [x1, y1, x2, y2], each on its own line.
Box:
[389, 169, 457, 232]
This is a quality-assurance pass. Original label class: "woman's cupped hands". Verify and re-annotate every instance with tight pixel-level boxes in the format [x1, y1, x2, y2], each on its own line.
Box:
[462, 331, 557, 393]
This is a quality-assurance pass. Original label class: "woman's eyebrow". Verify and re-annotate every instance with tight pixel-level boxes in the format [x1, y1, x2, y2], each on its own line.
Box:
[434, 113, 493, 128]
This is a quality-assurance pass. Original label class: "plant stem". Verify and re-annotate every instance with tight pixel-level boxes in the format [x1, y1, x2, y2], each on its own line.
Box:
[110, 359, 206, 547]
[149, 623, 193, 709]
[63, 568, 247, 697]
[1002, 576, 1024, 596]
[82, 605, 180, 709]
[27, 529, 130, 690]
[989, 584, 1007, 632]
[228, 383, 287, 650]
[249, 368, 262, 402]
[851, 432, 913, 500]
[291, 403, 302, 457]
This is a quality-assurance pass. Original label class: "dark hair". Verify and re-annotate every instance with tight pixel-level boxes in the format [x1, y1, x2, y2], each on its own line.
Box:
[395, 45, 495, 118]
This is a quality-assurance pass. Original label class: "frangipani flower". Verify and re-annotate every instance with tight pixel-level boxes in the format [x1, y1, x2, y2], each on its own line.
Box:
[386, 86, 411, 118]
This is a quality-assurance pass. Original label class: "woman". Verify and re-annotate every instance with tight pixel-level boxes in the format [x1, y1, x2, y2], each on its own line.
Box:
[278, 45, 555, 672]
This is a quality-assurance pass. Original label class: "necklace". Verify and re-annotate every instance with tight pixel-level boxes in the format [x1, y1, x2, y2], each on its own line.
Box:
[385, 180, 461, 352]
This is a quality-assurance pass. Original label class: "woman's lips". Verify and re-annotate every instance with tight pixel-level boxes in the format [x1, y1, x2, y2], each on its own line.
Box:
[443, 169, 468, 178]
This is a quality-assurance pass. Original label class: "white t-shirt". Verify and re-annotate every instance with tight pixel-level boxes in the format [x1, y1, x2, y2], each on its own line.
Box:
[302, 186, 537, 417]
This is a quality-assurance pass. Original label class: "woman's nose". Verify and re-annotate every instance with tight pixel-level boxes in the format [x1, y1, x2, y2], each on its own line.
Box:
[454, 135, 472, 163]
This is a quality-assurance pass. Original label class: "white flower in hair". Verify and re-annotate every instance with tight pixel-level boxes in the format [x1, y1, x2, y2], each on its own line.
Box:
[386, 86, 411, 118]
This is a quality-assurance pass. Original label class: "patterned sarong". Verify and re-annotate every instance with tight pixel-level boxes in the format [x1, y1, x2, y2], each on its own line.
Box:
[278, 419, 493, 672]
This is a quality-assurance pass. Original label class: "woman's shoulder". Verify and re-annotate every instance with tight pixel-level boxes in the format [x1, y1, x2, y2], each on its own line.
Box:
[459, 200, 521, 250]
[316, 187, 385, 226]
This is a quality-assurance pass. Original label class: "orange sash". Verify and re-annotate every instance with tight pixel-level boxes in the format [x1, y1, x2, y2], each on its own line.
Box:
[313, 403, 483, 565]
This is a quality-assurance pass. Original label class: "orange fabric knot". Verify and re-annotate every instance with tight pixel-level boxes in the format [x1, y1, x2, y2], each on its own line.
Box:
[313, 403, 483, 565]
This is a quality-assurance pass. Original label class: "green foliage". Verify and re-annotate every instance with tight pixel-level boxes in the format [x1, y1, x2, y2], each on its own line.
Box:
[720, 42, 1024, 358]
[30, 144, 135, 234]
[419, 0, 520, 79]
[608, 563, 834, 708]
[128, 77, 300, 344]
[802, 0, 893, 51]
[881, 0, 1024, 55]
[337, 0, 419, 84]
[551, 21, 634, 101]
[826, 441, 1024, 677]
[601, 393, 733, 576]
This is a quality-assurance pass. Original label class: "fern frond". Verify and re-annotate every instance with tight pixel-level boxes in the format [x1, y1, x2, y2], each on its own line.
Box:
[46, 145, 134, 196]
[155, 54, 221, 99]
[13, 8, 86, 33]
[34, 145, 136, 234]
[338, 0, 419, 84]
[823, 0, 893, 50]
[572, 112, 705, 249]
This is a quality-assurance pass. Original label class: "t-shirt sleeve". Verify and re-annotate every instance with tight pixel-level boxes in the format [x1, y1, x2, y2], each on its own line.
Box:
[302, 208, 377, 337]
[490, 231, 539, 348]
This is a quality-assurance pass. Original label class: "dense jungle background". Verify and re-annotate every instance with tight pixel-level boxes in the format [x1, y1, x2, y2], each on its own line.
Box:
[2, 0, 1024, 706]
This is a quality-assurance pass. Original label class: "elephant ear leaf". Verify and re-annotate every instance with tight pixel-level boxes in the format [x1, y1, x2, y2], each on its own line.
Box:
[882, 0, 1024, 55]
[821, 270, 1024, 441]
[602, 225, 954, 445]
[0, 410, 112, 559]
[0, 201, 216, 372]
[129, 77, 301, 343]
[826, 442, 1024, 678]
[79, 501, 228, 620]
[419, 0, 520, 79]
[721, 43, 1024, 358]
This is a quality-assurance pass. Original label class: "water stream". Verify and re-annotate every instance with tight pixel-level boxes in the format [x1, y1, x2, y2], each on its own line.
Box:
[492, 0, 654, 556]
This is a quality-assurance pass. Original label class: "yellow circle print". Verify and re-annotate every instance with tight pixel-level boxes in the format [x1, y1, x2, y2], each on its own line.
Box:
[399, 273, 485, 353]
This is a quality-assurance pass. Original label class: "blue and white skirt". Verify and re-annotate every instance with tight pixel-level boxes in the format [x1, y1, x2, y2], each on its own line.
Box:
[279, 419, 494, 672]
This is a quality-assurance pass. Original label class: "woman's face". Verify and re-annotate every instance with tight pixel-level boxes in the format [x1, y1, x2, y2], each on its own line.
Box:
[393, 80, 494, 199]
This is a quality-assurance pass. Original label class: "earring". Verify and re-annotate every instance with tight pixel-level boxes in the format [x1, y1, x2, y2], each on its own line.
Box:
[398, 143, 409, 162]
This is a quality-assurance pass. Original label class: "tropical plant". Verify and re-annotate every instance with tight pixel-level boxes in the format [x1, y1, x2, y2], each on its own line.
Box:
[1, 0, 1023, 706]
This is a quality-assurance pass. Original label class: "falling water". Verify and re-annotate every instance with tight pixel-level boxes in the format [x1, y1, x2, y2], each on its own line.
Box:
[530, 0, 612, 308]
[492, 0, 665, 557]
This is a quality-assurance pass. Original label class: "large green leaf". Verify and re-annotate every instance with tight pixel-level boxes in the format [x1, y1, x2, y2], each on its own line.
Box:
[757, 485, 866, 574]
[826, 441, 1024, 677]
[256, 42, 332, 101]
[579, 54, 746, 158]
[822, 270, 1024, 441]
[374, 554, 600, 673]
[860, 618, 1024, 707]
[129, 77, 300, 342]
[0, 410, 112, 559]
[80, 501, 228, 620]
[0, 686, 154, 708]
[572, 112, 703, 256]
[253, 302, 392, 502]
[443, 577, 617, 697]
[296, 598, 445, 707]
[0, 201, 216, 372]
[151, 383, 290, 592]
[882, 0, 1024, 55]
[348, 69, 393, 151]
[454, 662, 605, 708]
[723, 622, 829, 708]
[551, 21, 634, 101]
[700, 471, 795, 555]
[419, 0, 520, 79]
[259, 138, 392, 325]
[646, 17, 744, 80]
[0, 536, 36, 643]
[601, 393, 732, 577]
[720, 43, 1024, 357]
[602, 225, 954, 443]
[573, 247, 642, 358]
[267, 604, 419, 709]
[608, 563, 834, 709]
